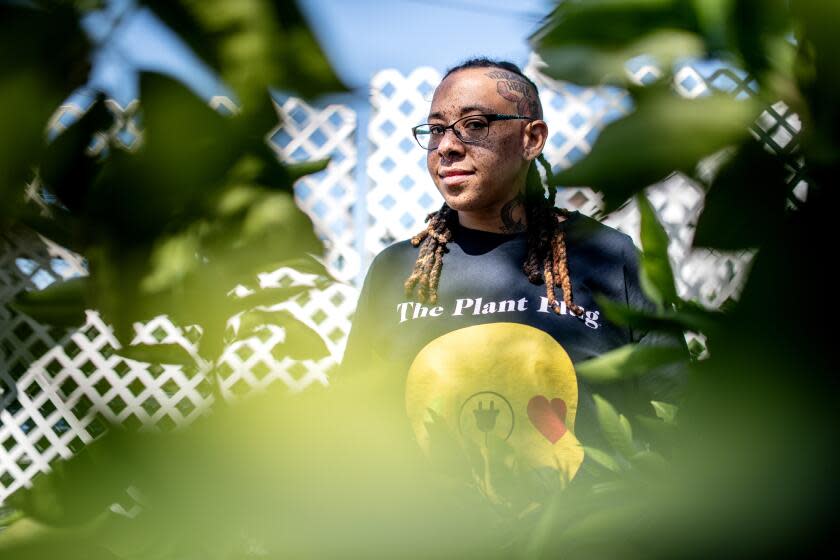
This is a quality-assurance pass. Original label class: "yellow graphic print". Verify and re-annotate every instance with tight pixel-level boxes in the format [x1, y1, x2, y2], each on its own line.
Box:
[405, 322, 584, 482]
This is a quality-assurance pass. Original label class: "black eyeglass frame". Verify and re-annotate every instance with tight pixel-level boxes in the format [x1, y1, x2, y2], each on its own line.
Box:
[411, 113, 534, 150]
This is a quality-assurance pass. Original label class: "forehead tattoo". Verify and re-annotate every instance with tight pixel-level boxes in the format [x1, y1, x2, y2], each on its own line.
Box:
[485, 70, 540, 119]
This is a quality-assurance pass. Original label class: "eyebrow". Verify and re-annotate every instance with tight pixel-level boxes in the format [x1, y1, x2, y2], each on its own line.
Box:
[428, 104, 497, 121]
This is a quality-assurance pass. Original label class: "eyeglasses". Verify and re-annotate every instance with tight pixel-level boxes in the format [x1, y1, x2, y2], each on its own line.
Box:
[412, 113, 533, 150]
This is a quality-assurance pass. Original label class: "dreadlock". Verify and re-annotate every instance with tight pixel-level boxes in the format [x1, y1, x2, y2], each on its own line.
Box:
[403, 59, 584, 316]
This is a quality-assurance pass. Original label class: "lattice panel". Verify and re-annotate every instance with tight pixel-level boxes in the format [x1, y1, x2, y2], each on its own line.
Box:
[366, 68, 445, 259]
[268, 96, 360, 283]
[0, 225, 357, 502]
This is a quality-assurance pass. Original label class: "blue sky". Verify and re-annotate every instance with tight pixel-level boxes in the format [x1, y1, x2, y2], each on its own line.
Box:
[78, 0, 555, 105]
[299, 0, 553, 90]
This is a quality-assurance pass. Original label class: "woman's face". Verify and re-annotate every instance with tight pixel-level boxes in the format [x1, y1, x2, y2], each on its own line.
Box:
[425, 67, 538, 216]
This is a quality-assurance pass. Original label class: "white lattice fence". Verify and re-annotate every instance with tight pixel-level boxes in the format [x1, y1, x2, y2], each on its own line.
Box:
[366, 68, 444, 256]
[268, 95, 360, 284]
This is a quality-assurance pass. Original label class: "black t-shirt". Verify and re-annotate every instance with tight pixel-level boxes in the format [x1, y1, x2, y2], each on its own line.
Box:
[341, 210, 688, 461]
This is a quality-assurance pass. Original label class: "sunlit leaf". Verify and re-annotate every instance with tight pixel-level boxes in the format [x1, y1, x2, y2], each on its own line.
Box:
[651, 400, 678, 424]
[577, 343, 688, 383]
[583, 446, 622, 473]
[140, 229, 201, 293]
[592, 394, 637, 459]
[215, 184, 264, 217]
[637, 192, 679, 307]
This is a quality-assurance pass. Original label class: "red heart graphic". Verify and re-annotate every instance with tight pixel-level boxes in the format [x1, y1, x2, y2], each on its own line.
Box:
[527, 396, 567, 443]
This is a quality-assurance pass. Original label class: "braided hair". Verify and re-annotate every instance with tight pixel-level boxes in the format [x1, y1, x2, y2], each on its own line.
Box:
[404, 59, 584, 317]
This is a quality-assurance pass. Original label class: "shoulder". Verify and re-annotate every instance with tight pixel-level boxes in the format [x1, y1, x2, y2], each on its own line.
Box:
[566, 211, 637, 262]
[362, 238, 419, 282]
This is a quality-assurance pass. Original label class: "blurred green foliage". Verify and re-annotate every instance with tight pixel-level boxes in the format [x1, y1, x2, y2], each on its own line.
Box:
[531, 0, 840, 557]
[1, 0, 839, 558]
[2, 1, 341, 385]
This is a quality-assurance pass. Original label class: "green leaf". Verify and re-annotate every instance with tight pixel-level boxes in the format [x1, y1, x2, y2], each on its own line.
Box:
[521, 494, 562, 559]
[634, 414, 679, 446]
[730, 0, 793, 84]
[583, 446, 622, 473]
[592, 394, 637, 459]
[238, 309, 329, 360]
[241, 191, 309, 240]
[0, 516, 112, 560]
[285, 158, 330, 183]
[0, 3, 91, 225]
[651, 400, 679, 424]
[690, 0, 731, 50]
[422, 409, 472, 481]
[552, 91, 759, 213]
[215, 184, 264, 218]
[693, 139, 789, 250]
[38, 94, 110, 213]
[116, 344, 197, 368]
[630, 449, 670, 476]
[4, 429, 131, 528]
[576, 343, 688, 383]
[637, 192, 679, 307]
[11, 277, 88, 328]
[141, 0, 345, 107]
[269, 254, 332, 278]
[139, 229, 201, 293]
[276, 312, 330, 361]
[594, 293, 722, 336]
[15, 203, 83, 254]
[539, 29, 704, 86]
[233, 285, 313, 311]
[536, 0, 696, 49]
[85, 73, 236, 245]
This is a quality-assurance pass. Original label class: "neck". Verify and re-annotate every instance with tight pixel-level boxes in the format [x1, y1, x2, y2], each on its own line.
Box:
[457, 194, 528, 233]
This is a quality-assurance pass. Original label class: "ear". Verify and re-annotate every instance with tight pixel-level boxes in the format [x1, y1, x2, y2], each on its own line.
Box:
[522, 119, 548, 161]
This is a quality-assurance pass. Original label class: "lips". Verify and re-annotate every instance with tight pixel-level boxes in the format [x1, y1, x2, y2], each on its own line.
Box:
[439, 169, 474, 187]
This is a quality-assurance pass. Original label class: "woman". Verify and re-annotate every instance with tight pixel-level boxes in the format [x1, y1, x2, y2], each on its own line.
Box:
[341, 58, 687, 479]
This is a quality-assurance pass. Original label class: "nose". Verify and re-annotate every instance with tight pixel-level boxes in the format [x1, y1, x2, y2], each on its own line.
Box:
[435, 127, 465, 159]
